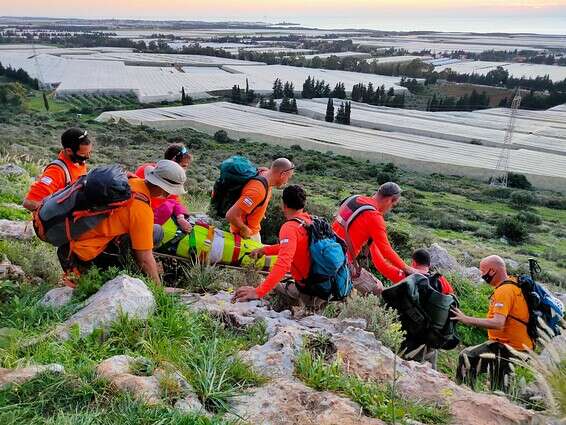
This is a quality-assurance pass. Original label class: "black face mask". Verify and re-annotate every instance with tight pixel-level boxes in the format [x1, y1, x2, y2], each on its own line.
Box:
[70, 152, 89, 165]
[482, 269, 497, 284]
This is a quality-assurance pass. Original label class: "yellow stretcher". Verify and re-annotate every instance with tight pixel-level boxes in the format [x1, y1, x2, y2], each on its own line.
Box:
[156, 218, 277, 272]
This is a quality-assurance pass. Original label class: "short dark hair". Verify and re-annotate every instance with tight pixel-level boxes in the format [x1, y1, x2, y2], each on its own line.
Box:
[412, 248, 431, 267]
[164, 143, 189, 163]
[282, 185, 306, 210]
[61, 127, 91, 152]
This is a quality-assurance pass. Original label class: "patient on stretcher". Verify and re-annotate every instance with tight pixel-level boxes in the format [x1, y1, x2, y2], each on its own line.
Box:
[153, 209, 277, 272]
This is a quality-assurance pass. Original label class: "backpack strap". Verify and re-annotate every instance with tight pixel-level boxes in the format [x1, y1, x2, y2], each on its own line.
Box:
[244, 175, 269, 224]
[46, 159, 72, 186]
[494, 280, 532, 330]
[335, 195, 377, 277]
[133, 192, 150, 205]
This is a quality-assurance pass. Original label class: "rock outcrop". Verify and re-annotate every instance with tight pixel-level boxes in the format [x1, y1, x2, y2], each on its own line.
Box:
[0, 163, 27, 177]
[0, 256, 25, 281]
[0, 219, 34, 240]
[0, 364, 64, 389]
[185, 291, 539, 425]
[97, 355, 203, 410]
[55, 275, 155, 340]
[40, 286, 75, 308]
[428, 243, 482, 283]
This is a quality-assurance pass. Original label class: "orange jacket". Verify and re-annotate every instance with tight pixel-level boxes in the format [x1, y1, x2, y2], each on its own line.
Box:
[25, 151, 87, 203]
[332, 196, 408, 279]
[255, 212, 312, 298]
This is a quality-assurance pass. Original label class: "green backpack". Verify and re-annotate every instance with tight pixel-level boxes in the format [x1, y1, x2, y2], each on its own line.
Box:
[382, 273, 460, 350]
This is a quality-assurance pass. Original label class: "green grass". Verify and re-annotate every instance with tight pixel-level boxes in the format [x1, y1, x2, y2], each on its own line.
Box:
[0, 270, 267, 421]
[295, 348, 450, 424]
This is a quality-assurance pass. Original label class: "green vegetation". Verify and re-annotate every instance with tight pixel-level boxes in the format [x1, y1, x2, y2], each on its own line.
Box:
[0, 275, 266, 422]
[295, 339, 450, 424]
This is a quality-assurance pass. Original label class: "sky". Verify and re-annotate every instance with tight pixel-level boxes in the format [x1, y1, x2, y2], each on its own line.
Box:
[2, 0, 566, 34]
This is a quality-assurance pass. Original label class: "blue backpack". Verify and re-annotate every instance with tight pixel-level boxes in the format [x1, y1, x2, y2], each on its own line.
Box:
[501, 274, 564, 345]
[291, 216, 353, 301]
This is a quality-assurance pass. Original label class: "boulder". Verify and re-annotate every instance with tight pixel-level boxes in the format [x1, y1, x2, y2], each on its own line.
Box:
[462, 266, 483, 284]
[0, 163, 27, 177]
[0, 364, 64, 389]
[39, 286, 75, 308]
[97, 355, 201, 408]
[0, 219, 34, 240]
[96, 355, 161, 405]
[428, 243, 460, 272]
[229, 378, 385, 425]
[0, 256, 25, 281]
[54, 275, 155, 340]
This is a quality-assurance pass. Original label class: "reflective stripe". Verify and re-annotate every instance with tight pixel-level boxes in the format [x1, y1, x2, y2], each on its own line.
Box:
[231, 233, 242, 264]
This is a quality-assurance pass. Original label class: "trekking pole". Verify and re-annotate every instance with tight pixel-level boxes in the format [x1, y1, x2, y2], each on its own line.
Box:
[528, 258, 541, 281]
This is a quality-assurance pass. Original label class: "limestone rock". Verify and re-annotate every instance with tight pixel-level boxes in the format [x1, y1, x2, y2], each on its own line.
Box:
[39, 286, 74, 308]
[462, 266, 482, 284]
[97, 355, 201, 408]
[97, 355, 161, 405]
[0, 219, 34, 240]
[240, 325, 305, 378]
[184, 291, 296, 336]
[0, 364, 64, 389]
[55, 275, 155, 340]
[0, 256, 25, 281]
[428, 243, 460, 272]
[0, 163, 27, 177]
[229, 378, 385, 425]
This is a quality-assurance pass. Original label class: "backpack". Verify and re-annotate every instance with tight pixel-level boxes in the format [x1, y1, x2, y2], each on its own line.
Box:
[382, 273, 460, 350]
[499, 275, 564, 345]
[33, 165, 148, 247]
[291, 216, 353, 301]
[210, 156, 268, 220]
[334, 195, 377, 275]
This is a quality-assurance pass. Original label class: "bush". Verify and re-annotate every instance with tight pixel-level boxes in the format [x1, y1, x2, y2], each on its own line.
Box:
[495, 216, 529, 244]
[517, 210, 542, 225]
[507, 173, 532, 190]
[510, 190, 535, 209]
[213, 130, 230, 143]
[0, 240, 60, 284]
[387, 225, 413, 259]
[325, 293, 405, 352]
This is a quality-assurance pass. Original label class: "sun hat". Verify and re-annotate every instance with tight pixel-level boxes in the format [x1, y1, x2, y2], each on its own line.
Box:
[144, 159, 186, 195]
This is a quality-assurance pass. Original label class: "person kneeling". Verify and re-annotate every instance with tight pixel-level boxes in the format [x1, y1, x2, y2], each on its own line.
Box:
[451, 255, 533, 391]
[232, 185, 323, 308]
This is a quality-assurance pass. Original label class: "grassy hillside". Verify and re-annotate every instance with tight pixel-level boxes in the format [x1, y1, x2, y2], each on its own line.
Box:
[0, 85, 565, 421]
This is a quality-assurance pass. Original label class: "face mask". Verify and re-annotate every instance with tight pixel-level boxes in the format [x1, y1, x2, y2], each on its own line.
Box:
[482, 269, 497, 284]
[70, 152, 89, 165]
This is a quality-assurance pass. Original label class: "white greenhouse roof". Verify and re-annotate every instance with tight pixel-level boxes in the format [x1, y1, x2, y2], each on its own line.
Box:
[96, 102, 566, 192]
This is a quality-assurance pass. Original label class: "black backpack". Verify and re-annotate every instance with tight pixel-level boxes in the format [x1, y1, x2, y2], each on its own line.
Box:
[210, 156, 268, 220]
[33, 165, 148, 247]
[382, 273, 460, 350]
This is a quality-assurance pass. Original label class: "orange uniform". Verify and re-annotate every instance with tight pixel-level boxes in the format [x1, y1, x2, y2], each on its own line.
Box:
[332, 196, 407, 280]
[488, 277, 533, 351]
[255, 212, 312, 298]
[71, 178, 154, 261]
[25, 151, 87, 203]
[230, 173, 271, 236]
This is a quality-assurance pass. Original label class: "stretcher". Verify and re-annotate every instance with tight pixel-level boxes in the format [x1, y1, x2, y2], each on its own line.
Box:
[155, 218, 277, 272]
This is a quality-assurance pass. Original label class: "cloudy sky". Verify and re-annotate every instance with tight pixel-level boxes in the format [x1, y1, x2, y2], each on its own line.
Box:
[3, 0, 566, 33]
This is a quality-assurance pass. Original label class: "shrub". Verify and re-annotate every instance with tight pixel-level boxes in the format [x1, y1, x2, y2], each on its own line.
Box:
[507, 173, 532, 190]
[326, 293, 405, 352]
[213, 130, 230, 143]
[0, 240, 60, 285]
[495, 216, 529, 244]
[510, 190, 535, 209]
[517, 210, 542, 225]
[387, 226, 413, 259]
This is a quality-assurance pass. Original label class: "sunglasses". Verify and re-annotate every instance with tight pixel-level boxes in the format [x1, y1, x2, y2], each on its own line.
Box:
[174, 146, 189, 161]
[78, 130, 88, 140]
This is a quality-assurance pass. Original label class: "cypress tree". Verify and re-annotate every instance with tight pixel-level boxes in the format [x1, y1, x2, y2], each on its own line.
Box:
[231, 85, 242, 104]
[291, 98, 298, 114]
[283, 82, 295, 98]
[325, 98, 334, 122]
[335, 102, 346, 124]
[279, 96, 291, 113]
[345, 101, 351, 125]
[267, 96, 277, 110]
[302, 76, 313, 98]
